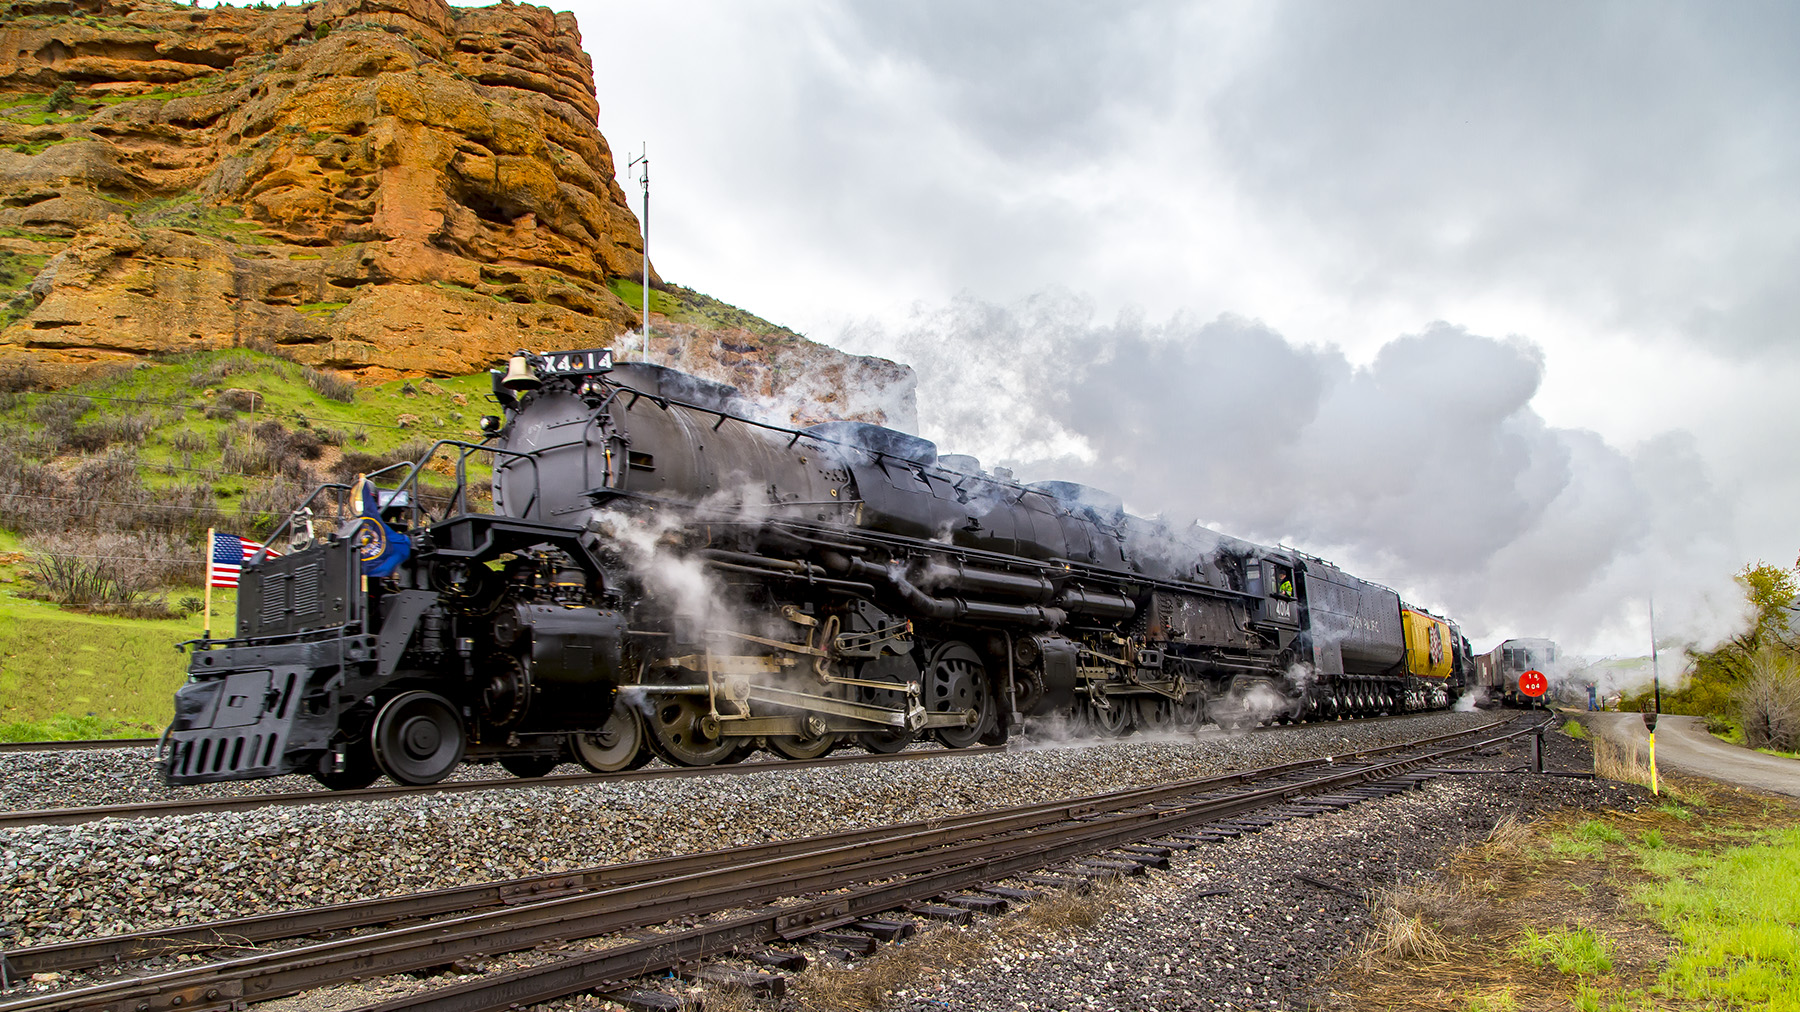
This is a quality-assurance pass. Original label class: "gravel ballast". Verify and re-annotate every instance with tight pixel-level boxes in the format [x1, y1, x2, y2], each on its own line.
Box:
[0, 712, 1512, 948]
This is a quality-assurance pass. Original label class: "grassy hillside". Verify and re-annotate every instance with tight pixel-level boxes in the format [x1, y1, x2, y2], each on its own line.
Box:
[0, 348, 503, 738]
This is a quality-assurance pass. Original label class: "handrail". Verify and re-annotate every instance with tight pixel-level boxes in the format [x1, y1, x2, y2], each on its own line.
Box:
[246, 441, 542, 566]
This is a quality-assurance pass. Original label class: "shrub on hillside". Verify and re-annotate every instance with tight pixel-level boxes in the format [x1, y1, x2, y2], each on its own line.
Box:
[66, 412, 155, 452]
[332, 438, 436, 485]
[188, 351, 277, 389]
[0, 360, 38, 393]
[25, 532, 199, 612]
[239, 477, 312, 537]
[303, 366, 356, 403]
[217, 420, 318, 480]
[1736, 648, 1800, 752]
[0, 446, 218, 538]
[0, 444, 63, 532]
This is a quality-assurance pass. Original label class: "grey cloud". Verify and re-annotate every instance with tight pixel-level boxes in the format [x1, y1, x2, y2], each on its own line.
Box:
[839, 292, 1741, 653]
[829, 0, 1184, 164]
[1207, 1, 1800, 355]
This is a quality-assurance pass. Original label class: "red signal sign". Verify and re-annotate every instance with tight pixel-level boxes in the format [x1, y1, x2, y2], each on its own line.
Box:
[1518, 670, 1548, 698]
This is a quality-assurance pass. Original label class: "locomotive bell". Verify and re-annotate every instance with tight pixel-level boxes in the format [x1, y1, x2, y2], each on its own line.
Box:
[501, 355, 541, 392]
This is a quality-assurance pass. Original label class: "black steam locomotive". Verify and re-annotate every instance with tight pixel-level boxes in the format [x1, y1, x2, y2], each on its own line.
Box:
[162, 348, 1472, 788]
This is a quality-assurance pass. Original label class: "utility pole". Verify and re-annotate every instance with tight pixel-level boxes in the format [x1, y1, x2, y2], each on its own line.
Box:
[628, 144, 649, 362]
[1649, 595, 1661, 714]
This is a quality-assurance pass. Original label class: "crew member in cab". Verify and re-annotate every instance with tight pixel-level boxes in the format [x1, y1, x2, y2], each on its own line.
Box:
[1275, 566, 1295, 599]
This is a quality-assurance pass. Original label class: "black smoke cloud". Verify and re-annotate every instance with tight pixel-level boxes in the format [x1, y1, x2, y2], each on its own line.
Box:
[837, 291, 1742, 655]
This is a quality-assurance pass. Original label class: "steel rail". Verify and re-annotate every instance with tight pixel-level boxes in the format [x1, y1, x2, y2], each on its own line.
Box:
[0, 716, 1541, 1012]
[0, 740, 157, 755]
[356, 715, 1555, 1012]
[2, 714, 1515, 978]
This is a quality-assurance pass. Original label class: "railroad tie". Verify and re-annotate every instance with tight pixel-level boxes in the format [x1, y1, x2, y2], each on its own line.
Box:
[743, 949, 809, 971]
[977, 885, 1041, 902]
[910, 903, 975, 925]
[942, 893, 1010, 915]
[680, 965, 788, 996]
[1070, 858, 1147, 877]
[1019, 874, 1092, 893]
[814, 931, 879, 955]
[1109, 850, 1172, 871]
[610, 988, 685, 1012]
[851, 918, 916, 942]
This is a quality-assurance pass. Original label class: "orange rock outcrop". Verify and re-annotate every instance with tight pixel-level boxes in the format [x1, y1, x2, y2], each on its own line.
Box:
[0, 0, 913, 426]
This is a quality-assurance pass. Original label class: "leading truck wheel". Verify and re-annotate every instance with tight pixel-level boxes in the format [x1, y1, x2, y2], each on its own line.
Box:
[314, 741, 380, 791]
[571, 704, 652, 772]
[371, 691, 466, 785]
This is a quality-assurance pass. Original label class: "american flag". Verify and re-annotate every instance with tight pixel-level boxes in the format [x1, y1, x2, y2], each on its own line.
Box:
[209, 532, 279, 588]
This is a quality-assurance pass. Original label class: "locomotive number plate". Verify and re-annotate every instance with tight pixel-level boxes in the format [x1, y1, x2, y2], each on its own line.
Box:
[539, 348, 614, 376]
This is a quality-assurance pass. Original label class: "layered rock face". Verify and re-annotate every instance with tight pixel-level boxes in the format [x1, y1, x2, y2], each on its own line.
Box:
[0, 0, 912, 425]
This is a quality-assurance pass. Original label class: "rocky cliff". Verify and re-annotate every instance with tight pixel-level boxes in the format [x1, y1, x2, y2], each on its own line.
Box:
[0, 0, 913, 425]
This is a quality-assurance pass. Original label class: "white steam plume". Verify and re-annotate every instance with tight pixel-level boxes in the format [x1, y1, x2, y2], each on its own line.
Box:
[833, 290, 1744, 657]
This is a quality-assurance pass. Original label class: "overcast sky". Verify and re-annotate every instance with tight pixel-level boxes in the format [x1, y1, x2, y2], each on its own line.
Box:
[566, 0, 1799, 662]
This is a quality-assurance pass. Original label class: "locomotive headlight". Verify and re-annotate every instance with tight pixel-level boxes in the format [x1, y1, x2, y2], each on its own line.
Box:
[478, 415, 504, 434]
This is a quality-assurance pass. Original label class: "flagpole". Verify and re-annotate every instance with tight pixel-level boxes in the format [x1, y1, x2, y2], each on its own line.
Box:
[203, 527, 215, 642]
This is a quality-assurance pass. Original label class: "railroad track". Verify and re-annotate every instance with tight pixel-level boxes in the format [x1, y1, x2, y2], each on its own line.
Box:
[0, 710, 1456, 829]
[0, 714, 1550, 1012]
[0, 744, 1006, 829]
[0, 739, 157, 755]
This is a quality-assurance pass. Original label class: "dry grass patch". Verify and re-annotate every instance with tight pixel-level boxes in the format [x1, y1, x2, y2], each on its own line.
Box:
[1319, 785, 1800, 1011]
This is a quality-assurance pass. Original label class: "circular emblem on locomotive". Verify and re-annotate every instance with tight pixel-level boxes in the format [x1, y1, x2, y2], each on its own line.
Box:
[348, 516, 387, 563]
[1428, 623, 1444, 666]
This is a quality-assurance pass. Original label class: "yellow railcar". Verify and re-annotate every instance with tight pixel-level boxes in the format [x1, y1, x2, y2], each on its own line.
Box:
[1401, 609, 1454, 681]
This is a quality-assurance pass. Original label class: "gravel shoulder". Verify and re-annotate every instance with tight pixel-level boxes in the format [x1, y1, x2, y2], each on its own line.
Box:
[1, 713, 1504, 949]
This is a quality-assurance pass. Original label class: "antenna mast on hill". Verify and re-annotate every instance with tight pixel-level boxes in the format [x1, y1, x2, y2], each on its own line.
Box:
[629, 144, 650, 362]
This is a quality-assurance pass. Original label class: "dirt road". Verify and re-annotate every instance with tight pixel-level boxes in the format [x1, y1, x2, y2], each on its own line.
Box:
[1581, 711, 1800, 798]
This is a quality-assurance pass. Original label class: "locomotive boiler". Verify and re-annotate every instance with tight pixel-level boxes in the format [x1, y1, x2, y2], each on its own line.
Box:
[161, 348, 1472, 788]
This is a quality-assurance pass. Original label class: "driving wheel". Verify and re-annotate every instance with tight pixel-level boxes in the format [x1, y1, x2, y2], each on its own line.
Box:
[644, 692, 742, 767]
[926, 641, 993, 749]
[1134, 697, 1178, 734]
[1090, 696, 1134, 737]
[371, 690, 466, 785]
[571, 703, 652, 772]
[1172, 692, 1206, 733]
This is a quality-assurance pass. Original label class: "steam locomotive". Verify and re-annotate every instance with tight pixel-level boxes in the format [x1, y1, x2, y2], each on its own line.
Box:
[162, 348, 1476, 788]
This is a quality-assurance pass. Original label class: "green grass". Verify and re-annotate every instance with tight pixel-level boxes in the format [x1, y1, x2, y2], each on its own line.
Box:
[129, 196, 279, 246]
[0, 593, 212, 738]
[1628, 827, 1800, 1007]
[296, 301, 349, 317]
[1462, 990, 1517, 1012]
[7, 137, 76, 156]
[1512, 926, 1614, 975]
[1709, 721, 1800, 759]
[1563, 719, 1589, 740]
[0, 348, 493, 481]
[605, 277, 805, 340]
